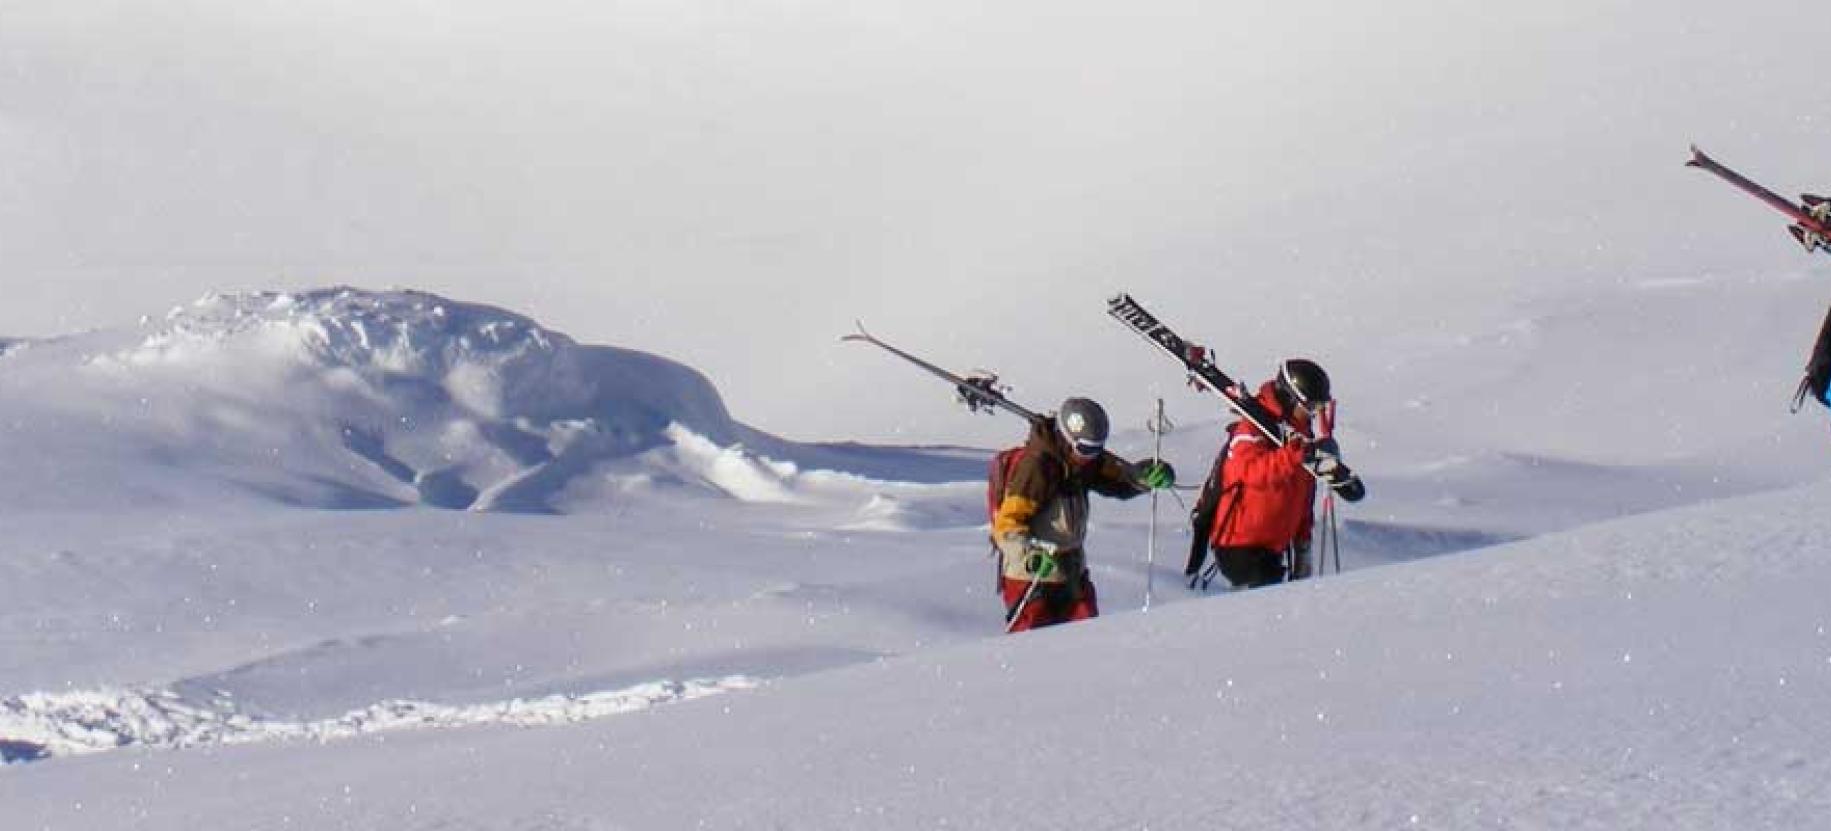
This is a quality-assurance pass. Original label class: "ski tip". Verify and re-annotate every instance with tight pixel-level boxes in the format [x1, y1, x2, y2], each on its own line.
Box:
[1803, 193, 1829, 207]
[1685, 144, 1708, 168]
[840, 319, 873, 343]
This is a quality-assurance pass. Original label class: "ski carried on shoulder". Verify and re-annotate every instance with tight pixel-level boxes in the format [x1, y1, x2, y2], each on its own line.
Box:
[1110, 292, 1365, 591]
[842, 322, 1042, 422]
[1105, 293, 1292, 445]
[1106, 292, 1362, 488]
[1686, 145, 1831, 255]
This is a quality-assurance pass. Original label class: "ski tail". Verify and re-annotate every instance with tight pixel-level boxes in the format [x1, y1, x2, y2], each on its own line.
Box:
[1685, 144, 1820, 227]
[841, 322, 1042, 422]
[1105, 293, 1288, 445]
[1802, 194, 1829, 208]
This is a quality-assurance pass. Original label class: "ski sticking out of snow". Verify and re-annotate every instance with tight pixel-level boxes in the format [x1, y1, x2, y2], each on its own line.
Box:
[1105, 293, 1291, 445]
[1686, 145, 1831, 255]
[842, 322, 1042, 423]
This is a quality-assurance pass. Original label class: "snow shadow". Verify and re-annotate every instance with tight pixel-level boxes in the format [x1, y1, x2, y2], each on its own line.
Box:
[1340, 519, 1521, 565]
[0, 739, 47, 764]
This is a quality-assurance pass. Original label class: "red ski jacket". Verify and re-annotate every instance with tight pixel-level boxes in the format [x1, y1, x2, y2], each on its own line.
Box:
[1208, 385, 1316, 551]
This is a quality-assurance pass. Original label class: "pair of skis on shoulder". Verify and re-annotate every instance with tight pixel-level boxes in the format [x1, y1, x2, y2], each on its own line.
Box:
[1687, 146, 1831, 409]
[842, 294, 1356, 483]
[1687, 146, 1831, 255]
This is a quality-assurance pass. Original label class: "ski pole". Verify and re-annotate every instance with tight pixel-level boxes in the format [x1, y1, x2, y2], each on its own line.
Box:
[1326, 494, 1343, 574]
[1144, 398, 1173, 611]
[1316, 401, 1344, 575]
[1004, 542, 1059, 633]
[1005, 573, 1046, 633]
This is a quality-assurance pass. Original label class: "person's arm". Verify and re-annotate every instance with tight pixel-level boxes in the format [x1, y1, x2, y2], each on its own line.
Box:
[1220, 432, 1307, 491]
[1085, 451, 1175, 500]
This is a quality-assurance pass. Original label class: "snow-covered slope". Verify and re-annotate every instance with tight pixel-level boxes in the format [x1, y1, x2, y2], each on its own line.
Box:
[5, 474, 1828, 829]
[0, 283, 1826, 829]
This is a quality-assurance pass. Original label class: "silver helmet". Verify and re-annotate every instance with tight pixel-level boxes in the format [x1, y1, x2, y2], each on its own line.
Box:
[1057, 397, 1110, 455]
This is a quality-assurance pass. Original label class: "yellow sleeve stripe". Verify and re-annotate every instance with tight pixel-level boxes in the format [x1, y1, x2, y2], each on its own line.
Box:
[992, 494, 1039, 537]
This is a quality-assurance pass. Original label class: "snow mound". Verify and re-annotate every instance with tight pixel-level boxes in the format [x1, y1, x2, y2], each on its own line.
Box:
[0, 677, 758, 763]
[123, 289, 587, 419]
[0, 287, 981, 511]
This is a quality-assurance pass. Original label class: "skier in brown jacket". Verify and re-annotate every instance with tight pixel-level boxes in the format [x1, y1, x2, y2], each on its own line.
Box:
[992, 397, 1175, 632]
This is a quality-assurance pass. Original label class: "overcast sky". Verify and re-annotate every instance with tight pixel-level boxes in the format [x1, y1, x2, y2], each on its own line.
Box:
[2, 0, 1826, 444]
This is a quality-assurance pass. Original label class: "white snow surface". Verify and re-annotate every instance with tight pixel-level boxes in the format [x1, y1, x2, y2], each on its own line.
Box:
[1, 677, 756, 760]
[0, 281, 1827, 828]
[8, 2, 1831, 826]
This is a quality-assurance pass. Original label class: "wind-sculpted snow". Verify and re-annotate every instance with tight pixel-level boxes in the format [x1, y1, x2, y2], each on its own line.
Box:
[0, 288, 983, 511]
[117, 287, 735, 436]
[123, 289, 590, 419]
[0, 677, 757, 764]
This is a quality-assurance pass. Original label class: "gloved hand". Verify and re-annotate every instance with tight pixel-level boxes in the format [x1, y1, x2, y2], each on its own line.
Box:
[1303, 437, 1343, 478]
[1022, 539, 1060, 579]
[1135, 459, 1176, 490]
[1331, 474, 1367, 503]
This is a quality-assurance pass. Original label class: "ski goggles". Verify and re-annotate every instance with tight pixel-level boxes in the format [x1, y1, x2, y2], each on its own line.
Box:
[1059, 425, 1105, 457]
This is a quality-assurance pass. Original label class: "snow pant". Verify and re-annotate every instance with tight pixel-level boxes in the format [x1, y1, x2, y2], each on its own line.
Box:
[1001, 570, 1099, 632]
[1214, 546, 1286, 589]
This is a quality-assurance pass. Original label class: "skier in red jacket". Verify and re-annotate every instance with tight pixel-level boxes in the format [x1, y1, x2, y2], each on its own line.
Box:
[1187, 358, 1365, 589]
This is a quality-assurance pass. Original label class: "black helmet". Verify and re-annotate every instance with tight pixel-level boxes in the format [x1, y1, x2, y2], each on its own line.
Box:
[1056, 397, 1110, 455]
[1274, 359, 1332, 410]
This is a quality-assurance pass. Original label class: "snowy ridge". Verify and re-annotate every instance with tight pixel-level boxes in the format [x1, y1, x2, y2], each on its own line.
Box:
[0, 676, 758, 764]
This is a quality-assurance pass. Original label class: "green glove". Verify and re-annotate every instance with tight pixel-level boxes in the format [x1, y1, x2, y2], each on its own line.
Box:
[1023, 541, 1059, 579]
[1136, 459, 1176, 490]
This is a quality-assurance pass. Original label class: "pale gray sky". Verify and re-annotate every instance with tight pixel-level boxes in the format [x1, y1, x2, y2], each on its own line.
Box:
[2, 0, 1826, 444]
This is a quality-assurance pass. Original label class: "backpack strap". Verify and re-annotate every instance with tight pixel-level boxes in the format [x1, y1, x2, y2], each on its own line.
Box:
[987, 447, 1027, 592]
[1185, 430, 1236, 579]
